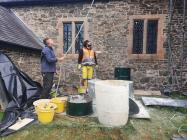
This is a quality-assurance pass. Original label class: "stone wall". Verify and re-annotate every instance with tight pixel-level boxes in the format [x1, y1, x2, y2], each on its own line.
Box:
[169, 1, 187, 89]
[9, 0, 186, 90]
[0, 43, 42, 83]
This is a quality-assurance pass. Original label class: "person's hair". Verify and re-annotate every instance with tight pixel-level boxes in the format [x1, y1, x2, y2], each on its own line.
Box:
[43, 37, 50, 45]
[83, 40, 89, 47]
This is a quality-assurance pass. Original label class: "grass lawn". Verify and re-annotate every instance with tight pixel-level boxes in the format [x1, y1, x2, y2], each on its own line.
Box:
[0, 112, 4, 122]
[1, 105, 187, 140]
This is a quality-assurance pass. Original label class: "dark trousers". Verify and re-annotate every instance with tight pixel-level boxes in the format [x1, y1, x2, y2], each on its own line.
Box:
[41, 72, 54, 99]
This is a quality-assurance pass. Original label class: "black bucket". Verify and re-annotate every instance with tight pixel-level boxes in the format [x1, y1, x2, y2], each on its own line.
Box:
[66, 94, 93, 117]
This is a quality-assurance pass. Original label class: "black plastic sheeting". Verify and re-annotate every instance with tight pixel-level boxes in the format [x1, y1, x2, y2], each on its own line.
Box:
[0, 111, 20, 133]
[129, 98, 139, 115]
[1, 107, 37, 136]
[0, 52, 42, 136]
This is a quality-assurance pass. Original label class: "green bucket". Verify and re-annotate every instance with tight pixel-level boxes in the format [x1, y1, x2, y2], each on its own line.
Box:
[66, 95, 93, 117]
[66, 101, 93, 116]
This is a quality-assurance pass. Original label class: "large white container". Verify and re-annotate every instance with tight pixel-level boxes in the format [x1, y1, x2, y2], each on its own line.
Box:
[89, 80, 133, 99]
[88, 79, 100, 98]
[95, 80, 129, 127]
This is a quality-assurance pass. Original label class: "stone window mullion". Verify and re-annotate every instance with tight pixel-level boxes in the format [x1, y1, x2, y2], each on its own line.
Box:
[143, 19, 148, 54]
[128, 15, 166, 59]
[84, 20, 89, 40]
[72, 21, 75, 53]
[59, 17, 89, 54]
[59, 22, 64, 54]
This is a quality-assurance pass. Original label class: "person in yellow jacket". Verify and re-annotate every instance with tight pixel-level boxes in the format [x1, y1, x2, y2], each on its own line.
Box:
[78, 40, 97, 86]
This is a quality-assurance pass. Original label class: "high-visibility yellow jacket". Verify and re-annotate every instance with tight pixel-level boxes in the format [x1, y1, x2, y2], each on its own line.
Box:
[78, 47, 97, 66]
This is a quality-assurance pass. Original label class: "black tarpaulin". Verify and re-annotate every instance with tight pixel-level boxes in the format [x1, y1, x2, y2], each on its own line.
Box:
[0, 52, 41, 135]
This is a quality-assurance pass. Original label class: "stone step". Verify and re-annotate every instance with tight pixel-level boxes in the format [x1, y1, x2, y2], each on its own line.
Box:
[182, 69, 187, 72]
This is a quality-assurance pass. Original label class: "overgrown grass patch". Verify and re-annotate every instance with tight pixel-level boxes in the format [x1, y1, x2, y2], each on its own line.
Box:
[1, 105, 187, 140]
[170, 91, 187, 99]
[0, 112, 4, 122]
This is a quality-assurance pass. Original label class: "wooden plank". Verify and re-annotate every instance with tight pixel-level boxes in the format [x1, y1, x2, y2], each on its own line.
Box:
[142, 97, 187, 108]
[9, 118, 34, 131]
[134, 90, 161, 96]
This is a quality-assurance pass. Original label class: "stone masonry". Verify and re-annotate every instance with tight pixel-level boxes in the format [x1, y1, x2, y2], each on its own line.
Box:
[0, 45, 42, 83]
[8, 0, 186, 90]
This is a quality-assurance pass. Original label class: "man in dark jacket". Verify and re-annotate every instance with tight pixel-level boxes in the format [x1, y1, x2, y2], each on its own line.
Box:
[41, 37, 63, 98]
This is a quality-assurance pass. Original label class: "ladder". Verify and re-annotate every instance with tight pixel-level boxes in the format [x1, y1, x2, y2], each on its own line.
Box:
[166, 0, 180, 92]
[165, 0, 186, 95]
[179, 0, 187, 95]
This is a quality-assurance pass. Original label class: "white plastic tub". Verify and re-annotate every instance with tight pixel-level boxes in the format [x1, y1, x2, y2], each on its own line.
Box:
[88, 80, 133, 99]
[88, 79, 100, 98]
[95, 80, 129, 127]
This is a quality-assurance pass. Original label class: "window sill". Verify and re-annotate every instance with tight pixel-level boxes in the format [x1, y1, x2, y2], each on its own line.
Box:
[128, 53, 165, 60]
[62, 54, 78, 59]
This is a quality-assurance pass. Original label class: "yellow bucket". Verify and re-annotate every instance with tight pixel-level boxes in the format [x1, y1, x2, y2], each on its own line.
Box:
[78, 86, 87, 94]
[33, 99, 50, 113]
[36, 103, 56, 124]
[50, 98, 66, 113]
[56, 96, 68, 108]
